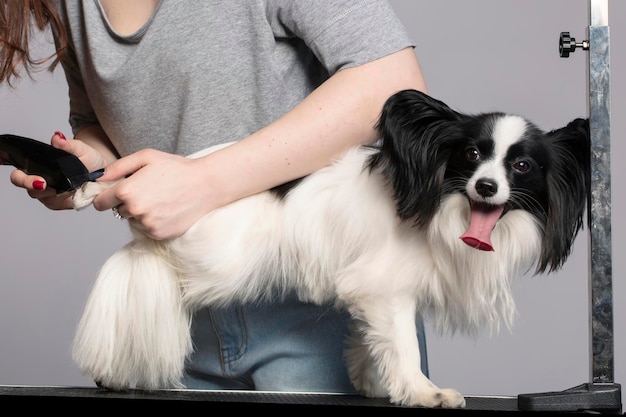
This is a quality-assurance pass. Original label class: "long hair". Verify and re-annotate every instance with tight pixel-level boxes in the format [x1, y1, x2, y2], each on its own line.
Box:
[0, 0, 67, 86]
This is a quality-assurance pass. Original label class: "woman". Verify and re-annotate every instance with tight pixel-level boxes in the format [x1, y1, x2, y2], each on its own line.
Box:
[1, 0, 429, 392]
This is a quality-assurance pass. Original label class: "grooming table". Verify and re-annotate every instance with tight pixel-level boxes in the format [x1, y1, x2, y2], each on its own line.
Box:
[0, 385, 621, 415]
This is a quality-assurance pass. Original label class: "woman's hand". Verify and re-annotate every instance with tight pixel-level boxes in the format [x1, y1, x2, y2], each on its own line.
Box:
[92, 149, 214, 240]
[8, 131, 110, 210]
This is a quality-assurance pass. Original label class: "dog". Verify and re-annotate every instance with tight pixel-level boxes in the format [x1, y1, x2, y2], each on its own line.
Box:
[70, 89, 589, 408]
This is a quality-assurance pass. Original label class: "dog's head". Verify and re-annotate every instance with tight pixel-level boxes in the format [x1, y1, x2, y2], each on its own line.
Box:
[370, 89, 589, 273]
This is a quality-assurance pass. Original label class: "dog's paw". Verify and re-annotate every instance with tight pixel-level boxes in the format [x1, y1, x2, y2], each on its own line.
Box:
[394, 387, 466, 408]
[72, 180, 119, 210]
[430, 388, 466, 408]
[95, 379, 130, 392]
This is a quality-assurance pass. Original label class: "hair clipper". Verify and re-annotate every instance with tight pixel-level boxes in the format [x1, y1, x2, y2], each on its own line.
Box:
[0, 134, 104, 193]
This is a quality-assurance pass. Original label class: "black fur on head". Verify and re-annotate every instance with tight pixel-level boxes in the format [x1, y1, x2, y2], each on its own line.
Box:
[537, 117, 589, 272]
[369, 89, 590, 274]
[369, 89, 469, 226]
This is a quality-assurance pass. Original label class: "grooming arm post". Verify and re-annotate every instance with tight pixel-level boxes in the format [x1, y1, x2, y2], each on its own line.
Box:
[587, 0, 614, 387]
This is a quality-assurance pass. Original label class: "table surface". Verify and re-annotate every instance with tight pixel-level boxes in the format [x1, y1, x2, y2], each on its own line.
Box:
[0, 385, 622, 415]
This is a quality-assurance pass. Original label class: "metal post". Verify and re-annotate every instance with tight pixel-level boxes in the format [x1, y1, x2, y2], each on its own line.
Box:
[587, 0, 614, 387]
[518, 0, 621, 412]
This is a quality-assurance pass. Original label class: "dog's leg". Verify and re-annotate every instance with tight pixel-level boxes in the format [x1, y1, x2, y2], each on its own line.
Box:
[344, 297, 465, 408]
[72, 240, 192, 390]
[72, 181, 120, 210]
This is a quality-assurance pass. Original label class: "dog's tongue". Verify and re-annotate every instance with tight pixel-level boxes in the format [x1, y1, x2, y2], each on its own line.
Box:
[460, 204, 505, 251]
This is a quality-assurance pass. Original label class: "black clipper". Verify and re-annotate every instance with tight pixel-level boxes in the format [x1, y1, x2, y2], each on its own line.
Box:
[0, 134, 103, 193]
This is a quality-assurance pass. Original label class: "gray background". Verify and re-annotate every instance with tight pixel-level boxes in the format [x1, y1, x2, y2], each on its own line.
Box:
[0, 0, 623, 398]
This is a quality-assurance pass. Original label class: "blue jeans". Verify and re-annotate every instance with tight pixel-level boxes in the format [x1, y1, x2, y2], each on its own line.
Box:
[182, 293, 429, 392]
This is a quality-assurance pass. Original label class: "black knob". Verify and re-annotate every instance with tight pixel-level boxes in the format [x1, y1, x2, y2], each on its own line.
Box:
[559, 32, 575, 57]
[559, 31, 589, 58]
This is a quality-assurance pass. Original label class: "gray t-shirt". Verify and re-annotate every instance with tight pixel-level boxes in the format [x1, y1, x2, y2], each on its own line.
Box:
[55, 0, 414, 157]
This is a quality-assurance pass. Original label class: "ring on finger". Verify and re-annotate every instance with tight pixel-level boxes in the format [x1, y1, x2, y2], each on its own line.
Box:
[112, 206, 125, 220]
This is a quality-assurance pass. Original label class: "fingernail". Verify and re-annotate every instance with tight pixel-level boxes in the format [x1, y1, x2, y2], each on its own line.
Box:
[55, 131, 67, 140]
[33, 180, 45, 191]
[88, 168, 105, 181]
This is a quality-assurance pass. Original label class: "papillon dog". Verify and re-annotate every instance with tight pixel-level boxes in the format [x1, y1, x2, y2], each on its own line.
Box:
[71, 89, 589, 408]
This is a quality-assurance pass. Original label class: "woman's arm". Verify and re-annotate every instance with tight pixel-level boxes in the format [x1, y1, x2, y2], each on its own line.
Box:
[94, 47, 427, 239]
[215, 48, 427, 200]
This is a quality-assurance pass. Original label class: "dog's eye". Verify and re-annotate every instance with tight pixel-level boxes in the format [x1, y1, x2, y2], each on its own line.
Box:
[465, 148, 480, 162]
[513, 160, 531, 173]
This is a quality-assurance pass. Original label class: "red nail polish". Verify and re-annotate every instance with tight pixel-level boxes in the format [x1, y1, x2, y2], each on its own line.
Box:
[33, 180, 45, 191]
[55, 131, 67, 140]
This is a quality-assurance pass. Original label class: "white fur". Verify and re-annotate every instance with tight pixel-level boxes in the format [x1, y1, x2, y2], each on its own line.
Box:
[71, 141, 543, 408]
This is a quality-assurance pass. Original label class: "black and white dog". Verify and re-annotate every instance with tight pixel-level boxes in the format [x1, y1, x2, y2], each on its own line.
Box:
[71, 90, 589, 408]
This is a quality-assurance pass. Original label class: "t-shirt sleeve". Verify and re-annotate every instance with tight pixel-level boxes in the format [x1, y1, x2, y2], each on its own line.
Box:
[268, 0, 415, 75]
[55, 2, 100, 137]
[60, 44, 100, 136]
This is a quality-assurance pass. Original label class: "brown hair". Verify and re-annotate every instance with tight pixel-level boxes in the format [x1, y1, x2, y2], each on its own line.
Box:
[0, 0, 67, 86]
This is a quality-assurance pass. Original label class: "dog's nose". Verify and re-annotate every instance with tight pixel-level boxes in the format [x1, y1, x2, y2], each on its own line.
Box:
[476, 179, 498, 197]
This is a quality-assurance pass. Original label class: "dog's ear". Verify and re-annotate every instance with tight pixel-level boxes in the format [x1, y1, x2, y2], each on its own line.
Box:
[370, 89, 465, 226]
[538, 117, 590, 273]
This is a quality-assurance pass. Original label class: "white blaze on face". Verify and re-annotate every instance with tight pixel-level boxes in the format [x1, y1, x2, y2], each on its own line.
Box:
[466, 115, 528, 206]
[493, 115, 528, 154]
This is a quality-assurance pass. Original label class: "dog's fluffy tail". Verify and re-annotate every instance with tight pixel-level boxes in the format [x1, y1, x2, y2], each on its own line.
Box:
[71, 239, 192, 390]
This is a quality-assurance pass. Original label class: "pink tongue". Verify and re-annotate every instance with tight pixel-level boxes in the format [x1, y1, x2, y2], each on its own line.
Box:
[460, 204, 505, 251]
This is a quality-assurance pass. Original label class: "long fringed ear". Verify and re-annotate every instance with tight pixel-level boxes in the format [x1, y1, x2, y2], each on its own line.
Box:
[369, 89, 466, 226]
[538, 117, 590, 273]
